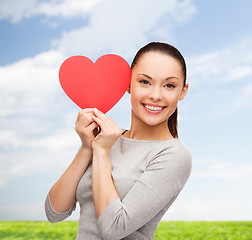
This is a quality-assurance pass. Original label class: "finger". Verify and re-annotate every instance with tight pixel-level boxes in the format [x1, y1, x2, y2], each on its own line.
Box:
[92, 108, 121, 133]
[87, 122, 100, 137]
[82, 108, 94, 112]
[93, 108, 121, 132]
[108, 118, 120, 130]
[77, 108, 94, 121]
[92, 108, 107, 121]
[92, 115, 111, 133]
[76, 115, 92, 127]
[86, 121, 99, 131]
[92, 114, 104, 128]
[104, 116, 122, 134]
[76, 112, 94, 126]
[79, 108, 94, 116]
[100, 113, 117, 129]
[92, 108, 112, 126]
[75, 119, 98, 135]
[79, 113, 93, 122]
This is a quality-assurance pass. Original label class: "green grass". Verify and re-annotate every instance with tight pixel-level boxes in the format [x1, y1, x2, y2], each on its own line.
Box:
[154, 221, 252, 240]
[0, 221, 77, 240]
[0, 221, 251, 239]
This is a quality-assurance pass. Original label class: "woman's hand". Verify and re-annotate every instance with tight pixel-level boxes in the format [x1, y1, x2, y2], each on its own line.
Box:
[91, 108, 123, 155]
[75, 108, 99, 150]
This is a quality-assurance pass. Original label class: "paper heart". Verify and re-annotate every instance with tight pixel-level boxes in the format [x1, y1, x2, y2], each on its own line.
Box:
[59, 54, 131, 113]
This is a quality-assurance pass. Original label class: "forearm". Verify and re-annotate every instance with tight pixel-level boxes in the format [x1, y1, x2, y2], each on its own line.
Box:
[92, 150, 119, 218]
[49, 146, 92, 213]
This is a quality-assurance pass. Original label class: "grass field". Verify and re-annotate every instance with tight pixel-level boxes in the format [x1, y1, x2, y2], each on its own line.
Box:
[0, 221, 251, 240]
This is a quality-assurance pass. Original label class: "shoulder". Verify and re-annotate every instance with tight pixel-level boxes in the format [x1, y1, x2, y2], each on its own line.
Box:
[150, 138, 191, 160]
[115, 133, 192, 172]
[148, 139, 192, 176]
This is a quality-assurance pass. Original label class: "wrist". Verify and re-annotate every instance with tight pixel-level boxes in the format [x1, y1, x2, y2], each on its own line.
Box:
[79, 145, 93, 156]
[92, 148, 112, 172]
[93, 147, 110, 158]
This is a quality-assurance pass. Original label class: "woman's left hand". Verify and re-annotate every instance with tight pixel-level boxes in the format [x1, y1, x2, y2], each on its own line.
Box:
[91, 108, 123, 154]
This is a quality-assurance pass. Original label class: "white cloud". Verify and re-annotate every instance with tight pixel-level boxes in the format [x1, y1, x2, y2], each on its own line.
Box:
[0, 0, 36, 23]
[0, 201, 44, 220]
[0, 177, 4, 187]
[54, 0, 196, 60]
[0, 132, 80, 186]
[36, 0, 103, 18]
[165, 196, 252, 220]
[29, 129, 79, 150]
[182, 37, 252, 120]
[0, 50, 66, 116]
[0, 128, 78, 151]
[234, 83, 252, 109]
[0, 200, 81, 220]
[188, 38, 252, 87]
[0, 0, 103, 23]
[0, 48, 81, 186]
[192, 163, 252, 179]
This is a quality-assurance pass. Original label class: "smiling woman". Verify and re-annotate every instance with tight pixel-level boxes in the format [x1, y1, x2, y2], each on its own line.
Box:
[45, 42, 192, 240]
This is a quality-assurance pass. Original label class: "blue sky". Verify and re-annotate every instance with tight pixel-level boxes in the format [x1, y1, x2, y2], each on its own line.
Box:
[0, 0, 252, 221]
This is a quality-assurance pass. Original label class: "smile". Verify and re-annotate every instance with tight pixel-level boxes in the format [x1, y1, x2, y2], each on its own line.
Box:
[142, 104, 166, 111]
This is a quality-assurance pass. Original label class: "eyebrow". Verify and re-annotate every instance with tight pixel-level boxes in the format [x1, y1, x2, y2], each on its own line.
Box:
[137, 73, 179, 81]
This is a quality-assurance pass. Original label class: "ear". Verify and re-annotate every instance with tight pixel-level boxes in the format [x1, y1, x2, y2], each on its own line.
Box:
[179, 83, 189, 101]
[127, 83, 131, 94]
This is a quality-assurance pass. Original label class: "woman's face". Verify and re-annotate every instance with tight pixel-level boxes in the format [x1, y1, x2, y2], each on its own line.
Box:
[128, 51, 188, 127]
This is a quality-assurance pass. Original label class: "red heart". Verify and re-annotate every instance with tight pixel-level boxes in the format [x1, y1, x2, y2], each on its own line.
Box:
[59, 54, 131, 113]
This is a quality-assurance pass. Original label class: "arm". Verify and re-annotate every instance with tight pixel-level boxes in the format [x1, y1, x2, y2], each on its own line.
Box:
[45, 146, 92, 223]
[97, 144, 192, 240]
[91, 108, 122, 218]
[92, 149, 120, 218]
[45, 108, 99, 222]
[48, 146, 92, 212]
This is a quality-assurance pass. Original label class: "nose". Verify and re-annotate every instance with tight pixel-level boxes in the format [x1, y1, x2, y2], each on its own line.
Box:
[149, 86, 163, 101]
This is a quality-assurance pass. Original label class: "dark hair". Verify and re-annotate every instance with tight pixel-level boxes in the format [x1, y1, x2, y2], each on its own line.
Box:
[131, 42, 187, 138]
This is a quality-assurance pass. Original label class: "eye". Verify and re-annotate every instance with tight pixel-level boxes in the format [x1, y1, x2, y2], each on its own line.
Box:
[165, 83, 175, 88]
[139, 80, 150, 85]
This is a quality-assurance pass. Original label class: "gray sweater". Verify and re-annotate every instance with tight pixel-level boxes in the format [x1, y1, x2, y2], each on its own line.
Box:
[45, 133, 192, 240]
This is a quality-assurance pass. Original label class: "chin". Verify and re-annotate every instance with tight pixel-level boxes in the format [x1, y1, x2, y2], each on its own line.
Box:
[132, 108, 168, 127]
[141, 117, 167, 127]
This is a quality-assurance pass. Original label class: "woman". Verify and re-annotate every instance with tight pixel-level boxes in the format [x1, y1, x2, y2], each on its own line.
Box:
[45, 42, 192, 240]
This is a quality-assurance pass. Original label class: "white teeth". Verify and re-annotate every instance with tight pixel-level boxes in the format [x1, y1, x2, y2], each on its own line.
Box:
[144, 104, 163, 111]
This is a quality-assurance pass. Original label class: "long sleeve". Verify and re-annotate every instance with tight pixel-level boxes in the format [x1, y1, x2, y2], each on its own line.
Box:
[97, 142, 192, 240]
[45, 194, 76, 223]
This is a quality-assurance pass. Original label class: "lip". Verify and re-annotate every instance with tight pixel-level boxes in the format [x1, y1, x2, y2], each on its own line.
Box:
[142, 103, 166, 114]
[142, 103, 166, 108]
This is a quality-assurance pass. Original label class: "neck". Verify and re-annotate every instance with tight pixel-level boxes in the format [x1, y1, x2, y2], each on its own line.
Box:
[125, 109, 174, 141]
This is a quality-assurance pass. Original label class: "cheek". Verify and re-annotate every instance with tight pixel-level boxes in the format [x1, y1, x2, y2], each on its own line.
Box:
[163, 91, 180, 104]
[131, 86, 145, 101]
